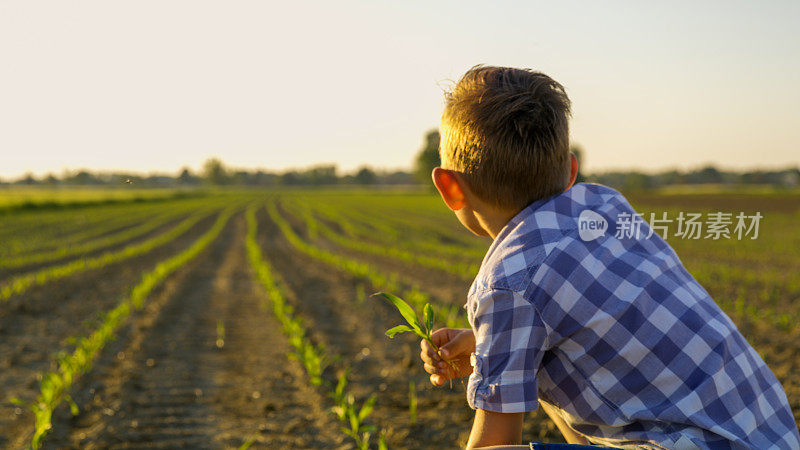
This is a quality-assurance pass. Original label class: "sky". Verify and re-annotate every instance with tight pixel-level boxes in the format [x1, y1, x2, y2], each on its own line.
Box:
[1, 0, 798, 179]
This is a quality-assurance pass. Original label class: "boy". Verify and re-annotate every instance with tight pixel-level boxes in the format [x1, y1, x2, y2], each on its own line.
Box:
[419, 65, 800, 449]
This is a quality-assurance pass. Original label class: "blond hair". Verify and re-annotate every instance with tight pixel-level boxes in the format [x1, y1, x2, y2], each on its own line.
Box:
[440, 65, 572, 211]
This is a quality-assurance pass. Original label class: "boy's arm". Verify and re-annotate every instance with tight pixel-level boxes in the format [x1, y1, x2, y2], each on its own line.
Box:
[465, 406, 589, 448]
[466, 409, 524, 449]
[539, 401, 589, 445]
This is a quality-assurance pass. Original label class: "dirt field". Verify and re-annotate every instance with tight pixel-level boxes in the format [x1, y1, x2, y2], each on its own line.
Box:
[1, 190, 798, 449]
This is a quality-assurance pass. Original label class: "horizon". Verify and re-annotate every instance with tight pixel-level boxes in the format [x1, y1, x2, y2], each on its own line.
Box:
[2, 1, 799, 180]
[3, 157, 799, 185]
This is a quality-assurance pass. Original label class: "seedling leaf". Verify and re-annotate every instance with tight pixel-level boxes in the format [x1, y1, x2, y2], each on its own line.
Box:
[374, 292, 424, 334]
[423, 303, 434, 334]
[385, 325, 414, 338]
[358, 394, 377, 421]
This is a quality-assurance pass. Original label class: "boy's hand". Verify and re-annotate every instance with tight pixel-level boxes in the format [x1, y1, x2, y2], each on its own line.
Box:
[420, 328, 476, 386]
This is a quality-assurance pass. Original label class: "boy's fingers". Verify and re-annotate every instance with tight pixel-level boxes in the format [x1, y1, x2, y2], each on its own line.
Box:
[430, 374, 445, 386]
[420, 338, 431, 352]
[439, 331, 473, 359]
[429, 327, 453, 347]
[419, 349, 439, 365]
[419, 339, 440, 361]
[423, 363, 439, 375]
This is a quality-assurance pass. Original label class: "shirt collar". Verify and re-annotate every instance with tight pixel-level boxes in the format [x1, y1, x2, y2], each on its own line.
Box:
[474, 185, 575, 283]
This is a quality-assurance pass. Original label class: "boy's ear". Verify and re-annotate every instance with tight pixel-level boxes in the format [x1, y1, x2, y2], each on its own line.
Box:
[565, 152, 579, 191]
[431, 167, 467, 211]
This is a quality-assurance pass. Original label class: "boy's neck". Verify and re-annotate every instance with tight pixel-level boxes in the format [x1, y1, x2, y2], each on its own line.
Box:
[470, 201, 520, 240]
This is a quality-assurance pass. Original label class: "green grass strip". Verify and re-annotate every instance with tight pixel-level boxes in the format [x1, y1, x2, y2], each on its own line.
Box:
[245, 204, 386, 450]
[0, 206, 217, 302]
[21, 206, 234, 449]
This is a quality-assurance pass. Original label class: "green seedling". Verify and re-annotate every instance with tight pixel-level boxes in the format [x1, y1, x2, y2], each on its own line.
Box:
[330, 370, 377, 450]
[374, 292, 436, 345]
[238, 434, 258, 450]
[378, 430, 388, 450]
[216, 319, 225, 349]
[409, 380, 417, 425]
[23, 209, 233, 449]
[374, 292, 459, 387]
[248, 205, 386, 448]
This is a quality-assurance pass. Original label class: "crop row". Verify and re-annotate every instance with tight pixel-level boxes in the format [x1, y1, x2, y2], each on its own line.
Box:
[299, 196, 486, 262]
[0, 205, 219, 301]
[15, 206, 235, 449]
[245, 204, 386, 450]
[285, 200, 477, 279]
[0, 201, 184, 257]
[320, 193, 479, 245]
[290, 198, 482, 279]
[268, 200, 467, 329]
[0, 205, 197, 269]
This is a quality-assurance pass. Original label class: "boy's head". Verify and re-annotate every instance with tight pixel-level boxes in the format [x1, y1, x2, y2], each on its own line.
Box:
[438, 65, 574, 212]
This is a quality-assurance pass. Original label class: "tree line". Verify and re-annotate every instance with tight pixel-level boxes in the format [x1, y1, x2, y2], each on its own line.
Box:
[3, 130, 798, 190]
[1, 159, 415, 188]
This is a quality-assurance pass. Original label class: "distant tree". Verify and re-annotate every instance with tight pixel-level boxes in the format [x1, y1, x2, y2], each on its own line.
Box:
[414, 129, 440, 185]
[354, 166, 377, 185]
[44, 174, 59, 185]
[280, 171, 300, 185]
[66, 170, 101, 185]
[202, 158, 229, 185]
[697, 165, 722, 184]
[177, 167, 199, 185]
[252, 170, 278, 186]
[656, 169, 684, 186]
[380, 170, 415, 185]
[19, 173, 36, 185]
[623, 172, 653, 192]
[304, 165, 338, 185]
[231, 171, 251, 185]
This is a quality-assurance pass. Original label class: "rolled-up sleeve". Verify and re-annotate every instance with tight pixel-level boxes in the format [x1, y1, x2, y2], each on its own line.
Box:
[466, 288, 548, 413]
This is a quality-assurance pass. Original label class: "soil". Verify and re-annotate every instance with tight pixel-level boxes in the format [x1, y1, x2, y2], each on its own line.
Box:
[277, 201, 472, 308]
[258, 207, 564, 448]
[1, 213, 346, 449]
[5, 196, 795, 449]
[0, 213, 219, 448]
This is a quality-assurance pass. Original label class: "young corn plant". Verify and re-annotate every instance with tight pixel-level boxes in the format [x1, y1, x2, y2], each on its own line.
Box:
[374, 292, 459, 388]
[330, 369, 378, 449]
[374, 292, 436, 346]
[248, 204, 386, 447]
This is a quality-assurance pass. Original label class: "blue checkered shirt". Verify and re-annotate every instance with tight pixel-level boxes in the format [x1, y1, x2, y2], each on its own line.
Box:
[465, 183, 799, 449]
